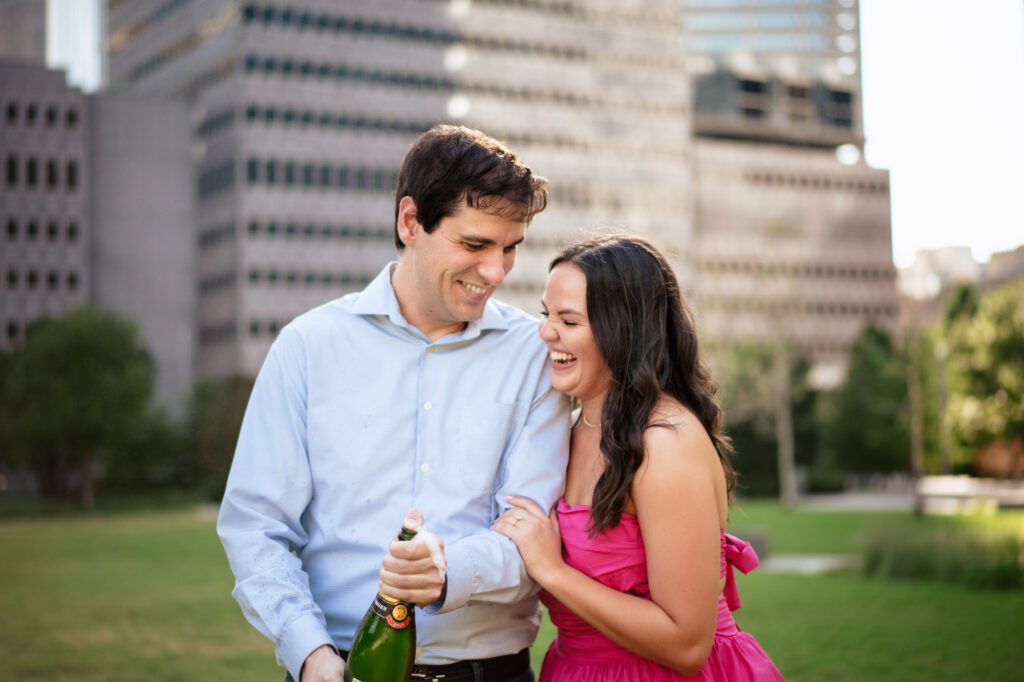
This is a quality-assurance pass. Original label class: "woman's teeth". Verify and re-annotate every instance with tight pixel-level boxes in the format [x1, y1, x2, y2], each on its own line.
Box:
[551, 351, 577, 364]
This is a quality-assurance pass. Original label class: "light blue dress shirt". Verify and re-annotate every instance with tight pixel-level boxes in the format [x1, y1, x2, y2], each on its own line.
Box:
[217, 263, 570, 679]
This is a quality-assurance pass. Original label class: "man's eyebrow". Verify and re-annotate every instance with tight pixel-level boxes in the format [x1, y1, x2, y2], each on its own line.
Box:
[462, 235, 525, 248]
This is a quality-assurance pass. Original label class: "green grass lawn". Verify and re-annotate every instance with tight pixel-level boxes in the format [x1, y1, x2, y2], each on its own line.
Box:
[2, 502, 1021, 681]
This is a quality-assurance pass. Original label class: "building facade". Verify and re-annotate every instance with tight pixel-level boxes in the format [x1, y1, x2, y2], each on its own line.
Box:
[0, 59, 91, 351]
[104, 0, 693, 378]
[0, 0, 48, 64]
[680, 0, 896, 382]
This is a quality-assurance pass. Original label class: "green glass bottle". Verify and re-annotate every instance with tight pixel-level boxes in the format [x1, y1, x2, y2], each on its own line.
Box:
[344, 522, 418, 682]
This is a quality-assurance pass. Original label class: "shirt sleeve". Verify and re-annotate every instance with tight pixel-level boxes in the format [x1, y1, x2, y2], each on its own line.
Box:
[437, 364, 571, 613]
[216, 329, 331, 680]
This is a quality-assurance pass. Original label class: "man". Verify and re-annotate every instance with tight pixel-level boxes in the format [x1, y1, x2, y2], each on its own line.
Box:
[218, 125, 570, 682]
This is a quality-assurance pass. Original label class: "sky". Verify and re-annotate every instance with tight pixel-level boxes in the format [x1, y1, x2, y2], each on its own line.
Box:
[45, 0, 1024, 269]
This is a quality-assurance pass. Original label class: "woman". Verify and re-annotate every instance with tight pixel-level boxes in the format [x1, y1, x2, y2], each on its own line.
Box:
[494, 235, 783, 681]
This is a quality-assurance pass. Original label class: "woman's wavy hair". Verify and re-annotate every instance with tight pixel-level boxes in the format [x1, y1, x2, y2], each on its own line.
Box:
[551, 234, 736, 534]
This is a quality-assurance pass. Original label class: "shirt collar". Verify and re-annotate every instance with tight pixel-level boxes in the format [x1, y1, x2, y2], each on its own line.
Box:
[353, 263, 510, 340]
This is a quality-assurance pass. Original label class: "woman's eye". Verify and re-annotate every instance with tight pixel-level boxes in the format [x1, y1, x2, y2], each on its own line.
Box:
[563, 321, 578, 327]
[539, 310, 549, 317]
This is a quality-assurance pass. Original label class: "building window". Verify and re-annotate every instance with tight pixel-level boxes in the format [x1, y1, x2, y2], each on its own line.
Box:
[320, 164, 331, 187]
[26, 270, 38, 289]
[26, 103, 37, 125]
[302, 163, 314, 186]
[46, 159, 59, 189]
[26, 158, 38, 188]
[47, 271, 59, 290]
[67, 221, 79, 242]
[5, 101, 18, 124]
[46, 105, 58, 127]
[6, 321, 18, 341]
[66, 160, 78, 191]
[265, 160, 277, 184]
[6, 269, 18, 288]
[47, 221, 58, 242]
[66, 107, 78, 129]
[26, 220, 38, 240]
[247, 158, 258, 184]
[67, 272, 79, 291]
[5, 218, 16, 239]
[4, 155, 16, 186]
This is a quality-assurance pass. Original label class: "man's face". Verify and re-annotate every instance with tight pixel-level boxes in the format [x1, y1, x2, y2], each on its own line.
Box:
[401, 202, 527, 338]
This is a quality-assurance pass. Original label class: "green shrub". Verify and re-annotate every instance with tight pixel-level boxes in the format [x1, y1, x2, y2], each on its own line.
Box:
[862, 515, 1023, 590]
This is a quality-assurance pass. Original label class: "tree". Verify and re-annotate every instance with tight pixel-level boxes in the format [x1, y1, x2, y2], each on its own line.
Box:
[825, 325, 909, 475]
[711, 342, 818, 500]
[944, 281, 1024, 455]
[185, 374, 255, 500]
[1, 307, 156, 506]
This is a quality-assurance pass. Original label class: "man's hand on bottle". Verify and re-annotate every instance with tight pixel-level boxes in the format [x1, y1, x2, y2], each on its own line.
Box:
[379, 508, 447, 606]
[300, 645, 358, 682]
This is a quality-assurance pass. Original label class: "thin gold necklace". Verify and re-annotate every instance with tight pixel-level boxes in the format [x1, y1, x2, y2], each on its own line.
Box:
[581, 412, 601, 428]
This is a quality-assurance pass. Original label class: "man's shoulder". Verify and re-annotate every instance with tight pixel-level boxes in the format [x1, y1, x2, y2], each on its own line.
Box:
[280, 293, 361, 339]
[487, 297, 540, 333]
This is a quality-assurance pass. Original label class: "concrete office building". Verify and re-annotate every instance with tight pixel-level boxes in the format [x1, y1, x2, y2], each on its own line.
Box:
[0, 59, 91, 350]
[104, 0, 692, 378]
[0, 0, 48, 64]
[680, 0, 896, 382]
[89, 93, 195, 413]
[1, 56, 194, 413]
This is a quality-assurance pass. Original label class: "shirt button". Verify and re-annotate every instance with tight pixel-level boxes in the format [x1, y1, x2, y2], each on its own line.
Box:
[423, 401, 432, 411]
[420, 463, 430, 473]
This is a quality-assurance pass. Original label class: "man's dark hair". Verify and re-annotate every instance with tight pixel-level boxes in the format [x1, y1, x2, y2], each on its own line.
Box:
[393, 125, 549, 250]
[551, 235, 737, 535]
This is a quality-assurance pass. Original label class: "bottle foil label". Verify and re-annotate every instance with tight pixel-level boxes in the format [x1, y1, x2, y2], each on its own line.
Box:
[372, 594, 412, 630]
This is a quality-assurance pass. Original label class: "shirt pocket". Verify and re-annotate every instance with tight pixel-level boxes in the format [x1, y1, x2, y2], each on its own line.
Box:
[458, 402, 520, 491]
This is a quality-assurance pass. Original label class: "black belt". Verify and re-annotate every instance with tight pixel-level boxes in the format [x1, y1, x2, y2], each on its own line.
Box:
[339, 648, 530, 682]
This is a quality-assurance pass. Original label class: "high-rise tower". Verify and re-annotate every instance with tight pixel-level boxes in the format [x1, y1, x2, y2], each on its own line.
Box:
[681, 0, 896, 382]
[105, 0, 692, 378]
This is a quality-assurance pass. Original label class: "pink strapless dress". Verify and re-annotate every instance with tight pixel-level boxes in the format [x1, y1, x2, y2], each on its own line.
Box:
[539, 498, 784, 681]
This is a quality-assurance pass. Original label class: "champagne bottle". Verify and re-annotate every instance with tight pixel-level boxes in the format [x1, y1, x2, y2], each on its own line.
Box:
[344, 521, 418, 682]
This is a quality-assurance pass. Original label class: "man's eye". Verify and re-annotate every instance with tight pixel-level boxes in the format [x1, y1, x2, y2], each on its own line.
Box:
[464, 243, 485, 251]
[503, 245, 518, 254]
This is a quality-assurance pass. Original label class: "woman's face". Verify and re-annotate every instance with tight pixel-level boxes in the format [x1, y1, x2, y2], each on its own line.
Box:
[538, 262, 612, 404]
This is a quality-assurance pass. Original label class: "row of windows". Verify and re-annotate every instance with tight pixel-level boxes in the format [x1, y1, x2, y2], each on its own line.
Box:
[248, 318, 290, 338]
[247, 269, 375, 287]
[107, 0, 192, 53]
[199, 271, 236, 294]
[4, 155, 80, 192]
[4, 100, 80, 130]
[245, 157, 398, 193]
[198, 222, 236, 249]
[246, 219, 392, 243]
[196, 104, 686, 160]
[3, 268, 80, 292]
[199, 320, 237, 346]
[5, 218, 81, 243]
[241, 3, 587, 61]
[200, 218, 393, 251]
[198, 160, 236, 200]
[703, 298, 897, 317]
[743, 171, 888, 194]
[698, 259, 895, 280]
[243, 155, 599, 208]
[242, 54, 684, 115]
[242, 104, 432, 137]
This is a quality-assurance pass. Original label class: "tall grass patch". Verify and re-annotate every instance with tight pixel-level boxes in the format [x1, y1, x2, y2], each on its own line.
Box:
[862, 512, 1024, 589]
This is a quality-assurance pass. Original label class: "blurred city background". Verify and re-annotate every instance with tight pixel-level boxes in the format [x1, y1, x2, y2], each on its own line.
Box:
[1, 1, 1022, 680]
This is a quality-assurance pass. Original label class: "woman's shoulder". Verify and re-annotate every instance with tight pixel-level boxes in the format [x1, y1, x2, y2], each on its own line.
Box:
[640, 396, 717, 471]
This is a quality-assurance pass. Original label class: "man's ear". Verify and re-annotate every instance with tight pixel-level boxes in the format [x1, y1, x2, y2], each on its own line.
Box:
[396, 196, 420, 248]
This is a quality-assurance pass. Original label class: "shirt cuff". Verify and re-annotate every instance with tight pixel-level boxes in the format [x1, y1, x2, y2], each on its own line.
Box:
[278, 613, 334, 681]
[435, 542, 476, 614]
